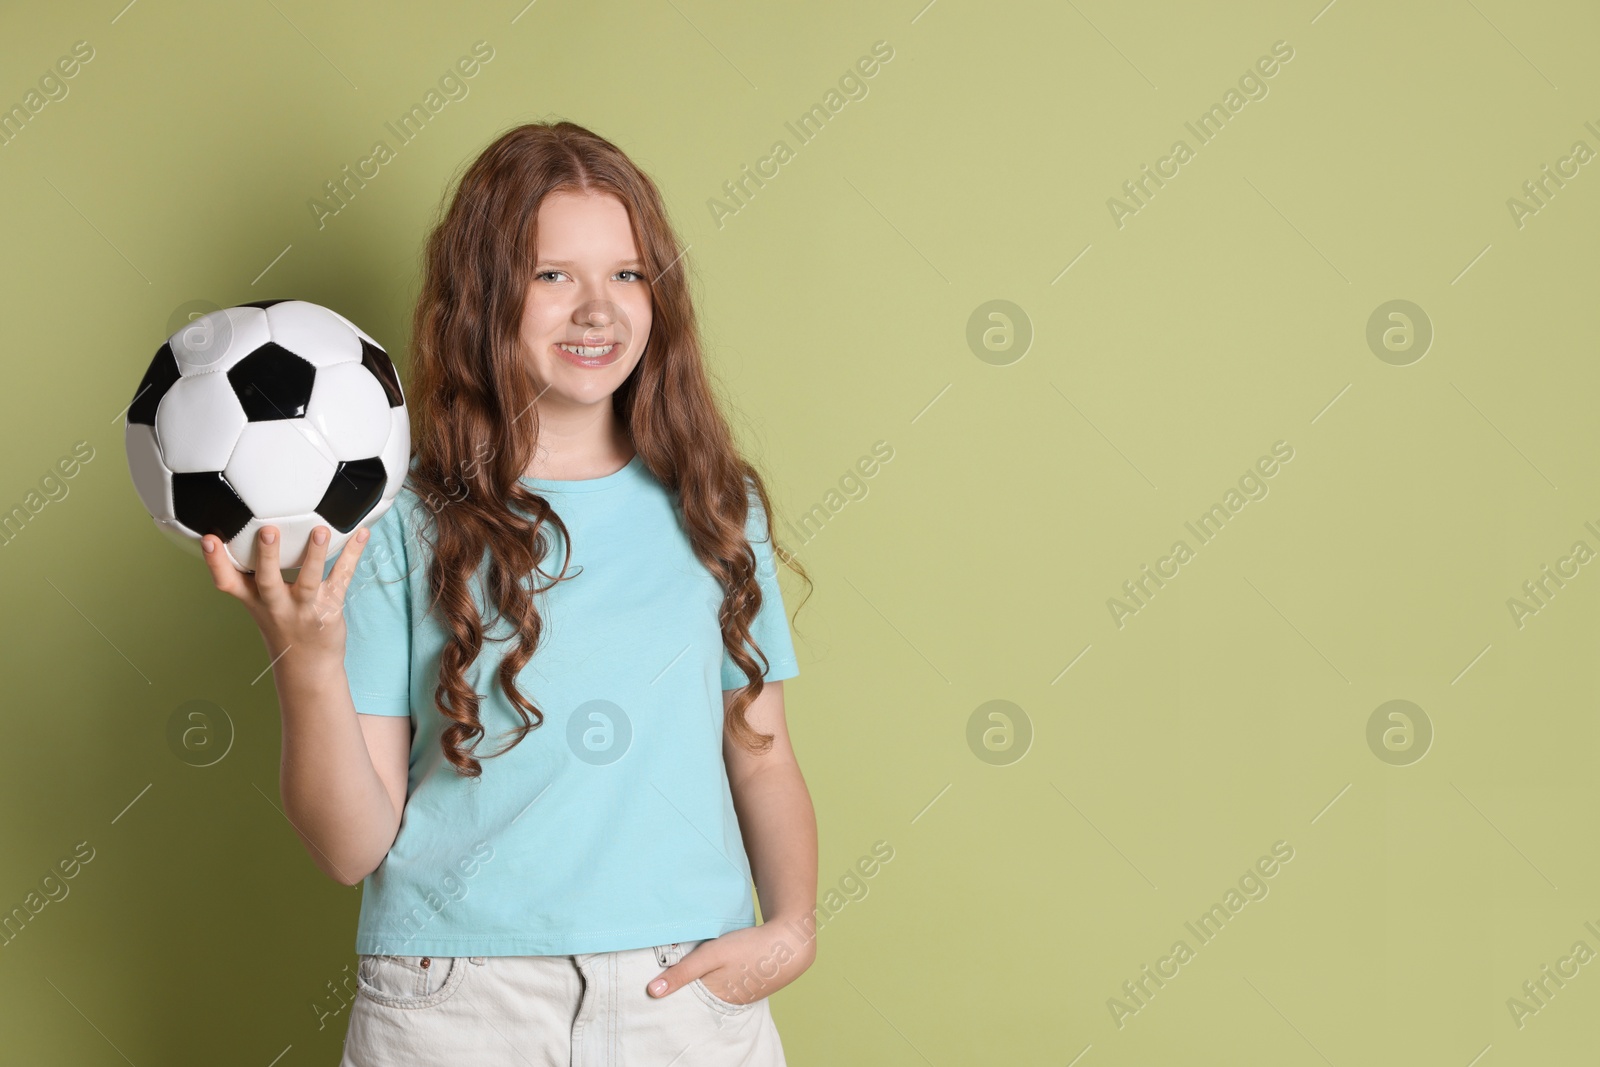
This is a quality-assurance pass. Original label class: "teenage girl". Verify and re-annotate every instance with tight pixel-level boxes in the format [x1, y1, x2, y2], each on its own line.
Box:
[202, 121, 818, 1066]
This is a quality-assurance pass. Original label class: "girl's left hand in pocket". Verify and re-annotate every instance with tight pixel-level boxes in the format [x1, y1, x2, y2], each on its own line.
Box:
[647, 920, 816, 1004]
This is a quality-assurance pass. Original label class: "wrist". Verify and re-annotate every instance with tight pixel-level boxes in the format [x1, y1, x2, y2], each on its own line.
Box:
[762, 912, 821, 953]
[270, 646, 347, 692]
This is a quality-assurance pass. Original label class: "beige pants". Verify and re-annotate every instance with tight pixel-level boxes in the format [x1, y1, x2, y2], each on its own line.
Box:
[339, 939, 787, 1066]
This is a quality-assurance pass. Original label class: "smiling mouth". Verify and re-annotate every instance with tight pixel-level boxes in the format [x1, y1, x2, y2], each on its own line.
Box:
[557, 342, 616, 357]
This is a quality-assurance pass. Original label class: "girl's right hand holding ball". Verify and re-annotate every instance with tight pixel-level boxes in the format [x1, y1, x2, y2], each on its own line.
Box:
[201, 524, 370, 666]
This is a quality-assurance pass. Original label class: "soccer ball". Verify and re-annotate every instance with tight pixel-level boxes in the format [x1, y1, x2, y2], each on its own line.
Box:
[124, 299, 409, 573]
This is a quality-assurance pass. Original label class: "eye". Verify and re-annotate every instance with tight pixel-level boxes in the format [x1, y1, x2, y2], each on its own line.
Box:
[617, 270, 645, 282]
[535, 270, 567, 283]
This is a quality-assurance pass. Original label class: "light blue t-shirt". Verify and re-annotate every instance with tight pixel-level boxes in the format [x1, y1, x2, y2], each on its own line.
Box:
[336, 453, 800, 957]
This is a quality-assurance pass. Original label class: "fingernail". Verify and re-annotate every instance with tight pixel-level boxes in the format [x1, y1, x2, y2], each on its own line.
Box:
[261, 528, 277, 544]
[649, 978, 667, 997]
[202, 538, 215, 554]
[357, 528, 370, 543]
[313, 528, 328, 545]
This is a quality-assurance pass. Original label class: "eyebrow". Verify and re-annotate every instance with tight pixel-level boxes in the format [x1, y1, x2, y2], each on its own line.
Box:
[536, 258, 645, 268]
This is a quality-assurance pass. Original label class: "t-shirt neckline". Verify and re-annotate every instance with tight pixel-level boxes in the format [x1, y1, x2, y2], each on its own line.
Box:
[519, 452, 646, 493]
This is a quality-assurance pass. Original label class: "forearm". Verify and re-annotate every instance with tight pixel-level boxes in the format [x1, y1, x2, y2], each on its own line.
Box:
[274, 653, 400, 885]
[730, 759, 818, 926]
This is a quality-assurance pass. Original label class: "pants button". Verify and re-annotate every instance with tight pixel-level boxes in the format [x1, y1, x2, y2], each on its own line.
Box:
[420, 957, 431, 969]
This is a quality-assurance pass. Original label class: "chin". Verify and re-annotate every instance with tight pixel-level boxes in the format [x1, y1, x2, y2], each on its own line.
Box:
[547, 374, 627, 405]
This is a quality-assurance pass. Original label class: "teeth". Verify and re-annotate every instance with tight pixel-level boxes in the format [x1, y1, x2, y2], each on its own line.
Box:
[559, 343, 613, 357]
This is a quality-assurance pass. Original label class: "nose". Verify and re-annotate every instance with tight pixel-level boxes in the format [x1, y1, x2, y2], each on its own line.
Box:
[573, 298, 615, 328]
[573, 299, 634, 348]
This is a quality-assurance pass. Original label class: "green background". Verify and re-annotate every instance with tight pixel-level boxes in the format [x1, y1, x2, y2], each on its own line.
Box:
[2, 0, 1597, 1062]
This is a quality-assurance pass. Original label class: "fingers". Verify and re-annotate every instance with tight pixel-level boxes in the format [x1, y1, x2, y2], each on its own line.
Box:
[253, 525, 290, 606]
[202, 534, 255, 601]
[326, 526, 371, 600]
[648, 963, 741, 1002]
[648, 948, 713, 999]
[295, 524, 333, 593]
[648, 967, 678, 998]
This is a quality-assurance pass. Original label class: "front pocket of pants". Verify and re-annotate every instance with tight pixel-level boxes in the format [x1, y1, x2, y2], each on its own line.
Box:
[354, 954, 468, 1009]
[690, 975, 757, 1015]
[652, 941, 758, 1016]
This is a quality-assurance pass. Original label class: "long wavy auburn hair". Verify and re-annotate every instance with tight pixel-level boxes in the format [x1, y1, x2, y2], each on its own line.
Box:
[404, 120, 811, 778]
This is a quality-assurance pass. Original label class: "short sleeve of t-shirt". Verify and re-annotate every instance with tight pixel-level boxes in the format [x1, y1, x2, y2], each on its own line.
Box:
[336, 499, 413, 717]
[720, 491, 800, 689]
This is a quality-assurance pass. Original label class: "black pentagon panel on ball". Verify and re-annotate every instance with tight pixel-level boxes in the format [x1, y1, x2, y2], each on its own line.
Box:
[129, 342, 181, 426]
[236, 299, 290, 309]
[316, 457, 387, 532]
[171, 471, 255, 542]
[227, 342, 318, 421]
[360, 339, 405, 408]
